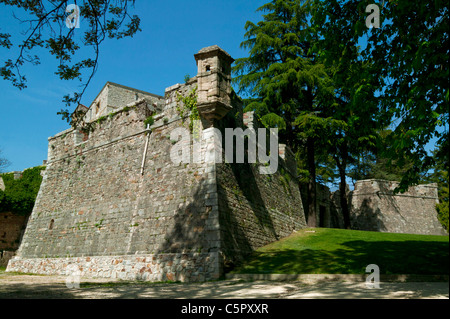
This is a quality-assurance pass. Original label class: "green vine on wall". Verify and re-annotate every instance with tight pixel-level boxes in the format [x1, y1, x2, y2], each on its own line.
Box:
[176, 86, 200, 138]
[73, 103, 141, 136]
[144, 115, 154, 129]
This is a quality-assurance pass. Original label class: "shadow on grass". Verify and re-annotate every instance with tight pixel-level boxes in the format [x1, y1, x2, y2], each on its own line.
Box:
[234, 240, 449, 275]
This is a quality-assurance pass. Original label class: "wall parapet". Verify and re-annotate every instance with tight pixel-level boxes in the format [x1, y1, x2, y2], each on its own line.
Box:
[352, 179, 439, 201]
[350, 179, 445, 235]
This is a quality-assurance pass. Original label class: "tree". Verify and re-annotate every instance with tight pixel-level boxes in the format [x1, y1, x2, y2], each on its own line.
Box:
[0, 149, 11, 173]
[369, 0, 448, 192]
[233, 0, 336, 227]
[312, 0, 386, 228]
[0, 0, 141, 123]
[233, 0, 388, 228]
[0, 166, 45, 215]
[318, 0, 449, 192]
[348, 129, 418, 184]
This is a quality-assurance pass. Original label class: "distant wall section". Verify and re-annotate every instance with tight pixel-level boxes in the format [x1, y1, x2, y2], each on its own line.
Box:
[0, 212, 29, 268]
[350, 179, 447, 235]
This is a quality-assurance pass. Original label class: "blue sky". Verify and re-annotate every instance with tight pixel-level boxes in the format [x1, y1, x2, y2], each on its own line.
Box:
[0, 0, 266, 172]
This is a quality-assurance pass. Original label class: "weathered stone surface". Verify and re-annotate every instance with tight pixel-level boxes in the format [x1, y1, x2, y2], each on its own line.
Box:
[299, 182, 341, 228]
[7, 46, 307, 282]
[7, 252, 220, 282]
[300, 179, 447, 235]
[350, 180, 446, 235]
[195, 45, 234, 121]
[83, 82, 164, 123]
[0, 212, 29, 251]
[0, 176, 5, 191]
[214, 106, 306, 265]
[0, 211, 30, 268]
[0, 251, 15, 268]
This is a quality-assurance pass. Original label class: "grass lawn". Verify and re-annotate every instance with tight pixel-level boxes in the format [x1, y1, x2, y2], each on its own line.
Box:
[231, 228, 449, 275]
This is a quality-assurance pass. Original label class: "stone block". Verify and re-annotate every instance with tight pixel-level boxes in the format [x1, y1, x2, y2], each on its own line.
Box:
[0, 176, 5, 191]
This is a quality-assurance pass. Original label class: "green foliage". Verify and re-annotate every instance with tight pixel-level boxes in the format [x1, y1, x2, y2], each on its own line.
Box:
[0, 1, 142, 122]
[426, 141, 450, 232]
[94, 219, 104, 229]
[314, 0, 449, 192]
[233, 0, 382, 227]
[233, 0, 335, 150]
[236, 0, 448, 213]
[176, 86, 200, 136]
[436, 171, 449, 232]
[144, 115, 154, 128]
[434, 150, 449, 232]
[232, 228, 449, 275]
[232, 0, 336, 227]
[348, 130, 416, 184]
[0, 166, 45, 215]
[260, 113, 286, 131]
[96, 115, 107, 124]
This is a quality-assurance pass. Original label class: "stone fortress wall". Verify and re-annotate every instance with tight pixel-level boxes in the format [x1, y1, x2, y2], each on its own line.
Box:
[310, 179, 446, 236]
[350, 179, 446, 235]
[6, 46, 307, 281]
[0, 212, 29, 268]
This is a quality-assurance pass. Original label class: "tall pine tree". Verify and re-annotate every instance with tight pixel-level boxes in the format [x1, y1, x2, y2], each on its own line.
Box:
[234, 0, 384, 227]
[311, 0, 384, 228]
[315, 0, 449, 192]
[233, 0, 335, 226]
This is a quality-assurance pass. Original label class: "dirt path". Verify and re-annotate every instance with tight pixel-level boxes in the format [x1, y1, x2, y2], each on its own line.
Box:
[0, 272, 448, 299]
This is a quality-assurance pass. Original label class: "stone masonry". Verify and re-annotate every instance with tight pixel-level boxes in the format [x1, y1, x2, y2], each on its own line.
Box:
[350, 179, 446, 235]
[0, 212, 29, 267]
[0, 212, 28, 251]
[7, 46, 306, 281]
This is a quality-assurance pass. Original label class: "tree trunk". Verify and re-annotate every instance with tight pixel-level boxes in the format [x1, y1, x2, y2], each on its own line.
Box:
[306, 137, 317, 227]
[335, 148, 351, 229]
[339, 166, 351, 229]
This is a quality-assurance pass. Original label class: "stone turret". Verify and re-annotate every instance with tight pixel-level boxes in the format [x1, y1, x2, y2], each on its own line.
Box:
[194, 45, 235, 121]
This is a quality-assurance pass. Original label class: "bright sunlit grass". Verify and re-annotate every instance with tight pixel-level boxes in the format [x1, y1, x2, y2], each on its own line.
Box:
[231, 228, 449, 275]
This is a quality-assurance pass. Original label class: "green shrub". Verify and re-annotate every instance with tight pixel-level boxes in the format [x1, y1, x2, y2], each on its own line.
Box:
[0, 166, 45, 215]
[144, 116, 154, 128]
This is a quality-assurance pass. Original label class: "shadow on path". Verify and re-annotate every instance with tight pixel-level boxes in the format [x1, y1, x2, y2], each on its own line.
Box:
[0, 273, 448, 299]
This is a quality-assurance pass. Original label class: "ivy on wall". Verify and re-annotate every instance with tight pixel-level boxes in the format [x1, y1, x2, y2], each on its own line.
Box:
[0, 166, 45, 216]
[176, 86, 200, 137]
